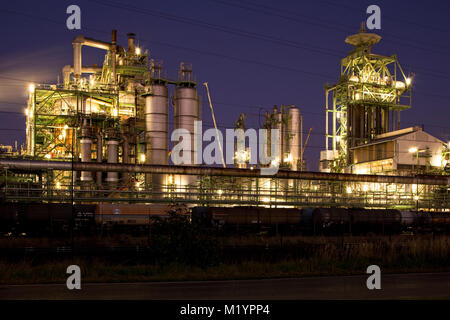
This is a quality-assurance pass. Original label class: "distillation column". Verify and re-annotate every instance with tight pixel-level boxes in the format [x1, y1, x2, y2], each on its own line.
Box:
[174, 64, 201, 187]
[143, 83, 169, 194]
[287, 106, 302, 171]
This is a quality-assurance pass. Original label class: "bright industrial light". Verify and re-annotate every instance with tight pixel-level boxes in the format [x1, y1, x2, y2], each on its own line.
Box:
[56, 182, 61, 189]
[414, 195, 419, 201]
[284, 153, 293, 164]
[336, 135, 341, 142]
[363, 185, 369, 192]
[167, 175, 174, 184]
[44, 154, 51, 159]
[271, 158, 280, 167]
[346, 186, 352, 194]
[336, 112, 340, 120]
[408, 147, 418, 153]
[24, 108, 29, 116]
[139, 153, 146, 163]
[135, 47, 141, 55]
[355, 93, 360, 100]
[28, 83, 35, 93]
[135, 182, 140, 188]
[89, 77, 95, 87]
[217, 189, 223, 196]
[58, 134, 63, 140]
[262, 197, 270, 203]
[112, 108, 118, 117]
[405, 77, 412, 86]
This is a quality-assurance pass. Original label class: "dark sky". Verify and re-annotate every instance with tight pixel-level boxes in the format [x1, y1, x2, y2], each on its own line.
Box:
[0, 0, 449, 170]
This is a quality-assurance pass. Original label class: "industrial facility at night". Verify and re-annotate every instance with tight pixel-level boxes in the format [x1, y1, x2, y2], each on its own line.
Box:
[1, 0, 450, 304]
[0, 15, 448, 236]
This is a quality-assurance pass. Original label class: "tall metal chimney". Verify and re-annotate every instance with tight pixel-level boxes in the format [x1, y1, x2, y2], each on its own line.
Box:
[127, 33, 136, 53]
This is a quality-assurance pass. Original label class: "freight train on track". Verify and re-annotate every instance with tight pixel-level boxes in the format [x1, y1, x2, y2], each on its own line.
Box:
[0, 203, 449, 236]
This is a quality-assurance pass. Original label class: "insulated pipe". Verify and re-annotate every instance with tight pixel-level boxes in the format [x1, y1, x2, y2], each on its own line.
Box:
[73, 42, 82, 79]
[96, 133, 103, 186]
[122, 135, 130, 184]
[62, 65, 102, 85]
[80, 122, 92, 182]
[72, 34, 112, 80]
[111, 30, 117, 85]
[105, 139, 119, 183]
[1, 160, 448, 186]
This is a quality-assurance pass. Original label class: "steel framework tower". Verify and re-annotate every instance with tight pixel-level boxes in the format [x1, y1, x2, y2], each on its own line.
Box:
[324, 24, 412, 172]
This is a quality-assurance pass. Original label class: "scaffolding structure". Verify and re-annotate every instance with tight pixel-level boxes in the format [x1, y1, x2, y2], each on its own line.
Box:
[324, 25, 412, 171]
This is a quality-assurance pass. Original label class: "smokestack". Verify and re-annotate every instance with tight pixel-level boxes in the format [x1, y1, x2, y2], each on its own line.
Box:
[127, 33, 136, 53]
[111, 30, 117, 85]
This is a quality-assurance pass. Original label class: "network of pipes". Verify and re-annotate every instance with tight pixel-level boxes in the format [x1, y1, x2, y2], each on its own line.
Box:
[0, 27, 445, 214]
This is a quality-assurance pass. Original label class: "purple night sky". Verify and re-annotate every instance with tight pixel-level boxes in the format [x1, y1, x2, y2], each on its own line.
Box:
[0, 0, 449, 170]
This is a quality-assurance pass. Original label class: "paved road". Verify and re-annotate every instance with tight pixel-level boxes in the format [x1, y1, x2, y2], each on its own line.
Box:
[1, 273, 450, 300]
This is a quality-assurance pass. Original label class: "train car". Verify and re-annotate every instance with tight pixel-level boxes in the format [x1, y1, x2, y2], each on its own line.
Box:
[312, 208, 352, 234]
[417, 212, 450, 232]
[348, 208, 402, 234]
[191, 206, 302, 234]
[95, 203, 188, 234]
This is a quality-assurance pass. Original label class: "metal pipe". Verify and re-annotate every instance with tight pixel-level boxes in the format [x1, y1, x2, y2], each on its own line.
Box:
[111, 30, 117, 85]
[96, 133, 102, 186]
[80, 121, 92, 182]
[122, 135, 129, 184]
[62, 65, 103, 84]
[72, 34, 112, 80]
[1, 159, 448, 186]
[105, 139, 119, 183]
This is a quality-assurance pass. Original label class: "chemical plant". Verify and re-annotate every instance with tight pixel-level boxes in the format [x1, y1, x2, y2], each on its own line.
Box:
[0, 26, 449, 234]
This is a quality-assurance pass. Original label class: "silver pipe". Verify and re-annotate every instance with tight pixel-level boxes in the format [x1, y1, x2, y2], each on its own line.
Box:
[96, 133, 103, 186]
[80, 122, 92, 182]
[72, 34, 112, 80]
[0, 159, 447, 186]
[111, 30, 117, 85]
[105, 139, 119, 183]
[62, 65, 103, 85]
[122, 135, 129, 184]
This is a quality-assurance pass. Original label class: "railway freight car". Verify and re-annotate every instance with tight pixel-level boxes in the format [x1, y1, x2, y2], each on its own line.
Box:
[191, 206, 303, 234]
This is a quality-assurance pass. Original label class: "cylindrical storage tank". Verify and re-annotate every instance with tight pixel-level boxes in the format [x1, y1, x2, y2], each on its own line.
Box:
[79, 125, 93, 182]
[287, 107, 301, 171]
[174, 85, 201, 186]
[105, 138, 119, 184]
[144, 83, 169, 193]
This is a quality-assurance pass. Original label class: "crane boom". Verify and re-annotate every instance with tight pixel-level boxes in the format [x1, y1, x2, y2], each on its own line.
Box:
[203, 82, 226, 168]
